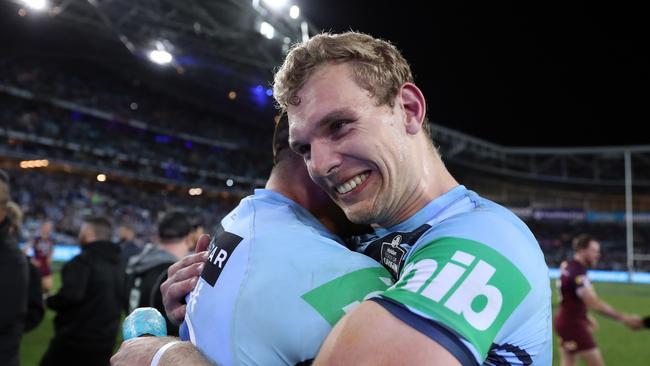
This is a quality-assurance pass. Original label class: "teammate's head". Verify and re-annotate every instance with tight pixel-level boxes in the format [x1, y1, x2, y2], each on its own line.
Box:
[275, 32, 456, 227]
[78, 216, 113, 245]
[268, 113, 370, 237]
[272, 113, 291, 166]
[573, 234, 601, 267]
[157, 210, 191, 245]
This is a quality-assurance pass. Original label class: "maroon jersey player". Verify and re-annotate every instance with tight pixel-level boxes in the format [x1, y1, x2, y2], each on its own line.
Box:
[28, 221, 55, 293]
[555, 234, 643, 366]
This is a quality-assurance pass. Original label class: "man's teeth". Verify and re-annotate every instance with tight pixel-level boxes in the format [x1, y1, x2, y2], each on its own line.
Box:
[336, 173, 369, 194]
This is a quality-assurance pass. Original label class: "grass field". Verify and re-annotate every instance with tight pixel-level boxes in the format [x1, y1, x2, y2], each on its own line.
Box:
[19, 274, 650, 365]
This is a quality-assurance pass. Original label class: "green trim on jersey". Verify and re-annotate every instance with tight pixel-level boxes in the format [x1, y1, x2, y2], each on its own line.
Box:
[383, 236, 531, 359]
[302, 267, 393, 326]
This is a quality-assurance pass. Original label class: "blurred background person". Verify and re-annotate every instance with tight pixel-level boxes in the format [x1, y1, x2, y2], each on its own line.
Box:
[40, 216, 123, 366]
[186, 212, 205, 252]
[6, 201, 45, 334]
[0, 170, 29, 366]
[25, 221, 55, 294]
[117, 222, 142, 267]
[555, 234, 643, 366]
[124, 210, 191, 336]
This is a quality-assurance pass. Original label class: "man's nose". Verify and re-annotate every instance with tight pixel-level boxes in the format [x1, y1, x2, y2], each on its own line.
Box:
[309, 139, 341, 178]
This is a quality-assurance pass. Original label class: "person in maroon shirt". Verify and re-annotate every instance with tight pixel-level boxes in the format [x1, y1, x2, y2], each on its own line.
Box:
[555, 234, 643, 366]
[28, 221, 55, 293]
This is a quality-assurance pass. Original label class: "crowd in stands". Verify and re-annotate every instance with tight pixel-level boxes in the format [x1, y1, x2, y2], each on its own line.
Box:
[0, 94, 270, 182]
[7, 169, 233, 247]
[528, 220, 650, 271]
[0, 57, 273, 150]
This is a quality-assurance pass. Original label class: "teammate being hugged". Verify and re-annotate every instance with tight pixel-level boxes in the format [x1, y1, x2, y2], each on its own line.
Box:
[112, 114, 392, 366]
[113, 31, 553, 366]
[555, 234, 643, 366]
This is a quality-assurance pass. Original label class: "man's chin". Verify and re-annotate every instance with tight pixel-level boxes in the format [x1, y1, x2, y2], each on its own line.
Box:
[342, 206, 377, 225]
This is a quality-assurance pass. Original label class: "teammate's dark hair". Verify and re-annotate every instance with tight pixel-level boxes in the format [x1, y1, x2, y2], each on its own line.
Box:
[83, 216, 113, 241]
[572, 233, 595, 251]
[158, 210, 191, 243]
[272, 112, 291, 166]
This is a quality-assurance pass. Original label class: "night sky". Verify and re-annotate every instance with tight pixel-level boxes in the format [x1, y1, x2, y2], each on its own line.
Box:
[301, 1, 648, 147]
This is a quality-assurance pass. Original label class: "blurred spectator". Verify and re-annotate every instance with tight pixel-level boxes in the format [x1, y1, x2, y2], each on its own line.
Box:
[0, 170, 28, 366]
[24, 221, 55, 294]
[555, 234, 643, 365]
[41, 216, 123, 366]
[117, 222, 142, 266]
[6, 201, 45, 333]
[124, 210, 192, 336]
[7, 168, 229, 249]
[187, 212, 206, 252]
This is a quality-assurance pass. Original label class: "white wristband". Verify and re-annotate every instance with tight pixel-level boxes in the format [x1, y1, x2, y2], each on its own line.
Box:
[150, 340, 182, 366]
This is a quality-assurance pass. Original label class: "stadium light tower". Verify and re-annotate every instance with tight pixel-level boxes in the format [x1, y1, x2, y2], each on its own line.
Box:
[22, 0, 48, 11]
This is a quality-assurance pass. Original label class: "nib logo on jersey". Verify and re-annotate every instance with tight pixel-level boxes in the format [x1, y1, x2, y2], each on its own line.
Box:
[384, 236, 531, 359]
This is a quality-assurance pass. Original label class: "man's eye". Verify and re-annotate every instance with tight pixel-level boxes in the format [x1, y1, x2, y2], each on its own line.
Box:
[332, 120, 350, 131]
[297, 145, 310, 156]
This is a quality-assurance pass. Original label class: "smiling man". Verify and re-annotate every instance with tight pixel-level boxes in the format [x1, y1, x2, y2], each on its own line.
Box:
[274, 31, 552, 365]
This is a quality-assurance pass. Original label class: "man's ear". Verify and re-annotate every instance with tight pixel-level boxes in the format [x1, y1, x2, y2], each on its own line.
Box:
[399, 83, 426, 135]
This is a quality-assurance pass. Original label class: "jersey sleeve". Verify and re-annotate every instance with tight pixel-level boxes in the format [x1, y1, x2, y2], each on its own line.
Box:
[368, 197, 551, 365]
[572, 265, 591, 292]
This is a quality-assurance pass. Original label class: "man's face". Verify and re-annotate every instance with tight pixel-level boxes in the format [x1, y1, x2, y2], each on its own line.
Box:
[584, 240, 601, 267]
[119, 226, 134, 241]
[41, 221, 52, 237]
[288, 63, 414, 226]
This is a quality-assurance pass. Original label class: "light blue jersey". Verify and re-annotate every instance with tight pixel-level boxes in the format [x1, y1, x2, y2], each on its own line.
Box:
[360, 185, 552, 365]
[182, 189, 392, 365]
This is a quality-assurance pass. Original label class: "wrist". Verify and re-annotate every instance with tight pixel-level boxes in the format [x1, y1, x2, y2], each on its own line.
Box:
[150, 340, 182, 366]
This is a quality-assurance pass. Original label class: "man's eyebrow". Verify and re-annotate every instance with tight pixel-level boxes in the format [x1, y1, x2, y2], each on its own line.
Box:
[316, 108, 355, 129]
[289, 108, 356, 150]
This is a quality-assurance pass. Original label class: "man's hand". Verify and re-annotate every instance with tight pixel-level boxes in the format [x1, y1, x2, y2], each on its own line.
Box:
[621, 313, 644, 330]
[110, 336, 177, 366]
[161, 234, 211, 324]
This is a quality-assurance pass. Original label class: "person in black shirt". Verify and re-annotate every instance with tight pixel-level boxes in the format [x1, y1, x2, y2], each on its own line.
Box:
[0, 170, 29, 366]
[41, 216, 124, 366]
[124, 210, 191, 337]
